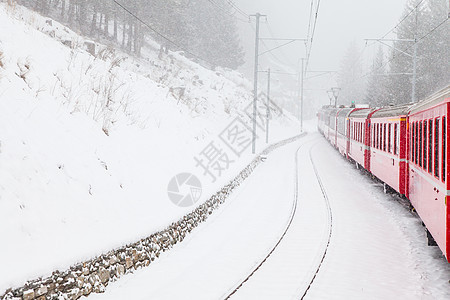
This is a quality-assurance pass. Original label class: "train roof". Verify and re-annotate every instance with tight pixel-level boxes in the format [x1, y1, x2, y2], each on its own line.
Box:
[371, 103, 412, 118]
[348, 108, 374, 118]
[323, 107, 341, 116]
[337, 107, 354, 118]
[408, 85, 450, 113]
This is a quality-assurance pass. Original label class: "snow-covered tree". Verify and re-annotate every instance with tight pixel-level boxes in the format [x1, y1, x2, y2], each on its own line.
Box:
[365, 46, 389, 106]
[337, 41, 366, 106]
[17, 0, 246, 69]
[386, 0, 449, 103]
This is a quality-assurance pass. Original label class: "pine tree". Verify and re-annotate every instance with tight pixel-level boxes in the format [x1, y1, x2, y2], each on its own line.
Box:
[337, 41, 366, 106]
[366, 46, 389, 106]
[387, 0, 449, 103]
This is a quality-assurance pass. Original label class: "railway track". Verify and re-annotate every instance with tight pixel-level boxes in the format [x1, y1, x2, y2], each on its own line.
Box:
[297, 143, 334, 299]
[222, 139, 334, 299]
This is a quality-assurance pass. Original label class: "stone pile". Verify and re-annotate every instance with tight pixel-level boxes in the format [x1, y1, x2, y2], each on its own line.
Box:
[1, 134, 305, 300]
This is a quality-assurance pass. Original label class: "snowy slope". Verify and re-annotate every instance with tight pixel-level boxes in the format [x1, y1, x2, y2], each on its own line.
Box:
[0, 3, 300, 292]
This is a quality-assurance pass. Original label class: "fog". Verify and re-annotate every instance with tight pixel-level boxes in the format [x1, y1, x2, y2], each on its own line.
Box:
[235, 0, 409, 111]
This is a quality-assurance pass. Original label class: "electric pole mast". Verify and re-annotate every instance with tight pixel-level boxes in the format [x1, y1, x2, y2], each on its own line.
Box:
[251, 13, 264, 154]
[300, 58, 305, 132]
[266, 68, 271, 143]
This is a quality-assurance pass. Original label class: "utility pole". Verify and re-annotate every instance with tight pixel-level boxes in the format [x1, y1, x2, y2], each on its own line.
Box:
[250, 13, 265, 154]
[266, 68, 271, 143]
[300, 58, 305, 132]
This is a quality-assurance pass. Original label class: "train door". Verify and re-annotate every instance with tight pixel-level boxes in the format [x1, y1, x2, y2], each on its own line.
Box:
[444, 101, 450, 261]
[365, 110, 380, 172]
[347, 118, 351, 157]
[403, 117, 409, 198]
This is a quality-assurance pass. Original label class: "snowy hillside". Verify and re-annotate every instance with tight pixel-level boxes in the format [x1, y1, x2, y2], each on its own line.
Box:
[0, 3, 300, 292]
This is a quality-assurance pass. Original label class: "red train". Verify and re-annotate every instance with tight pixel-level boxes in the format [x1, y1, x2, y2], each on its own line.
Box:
[317, 86, 450, 262]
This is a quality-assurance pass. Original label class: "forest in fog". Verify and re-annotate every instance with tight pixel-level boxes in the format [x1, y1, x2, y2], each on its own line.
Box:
[18, 0, 245, 69]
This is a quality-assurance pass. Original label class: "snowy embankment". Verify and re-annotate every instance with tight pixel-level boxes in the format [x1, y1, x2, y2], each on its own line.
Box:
[0, 3, 299, 293]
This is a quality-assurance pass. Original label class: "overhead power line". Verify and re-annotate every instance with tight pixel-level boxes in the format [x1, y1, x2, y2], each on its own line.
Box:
[305, 0, 322, 72]
[344, 16, 449, 91]
[264, 21, 299, 67]
[367, 16, 449, 79]
[225, 0, 250, 19]
[380, 0, 425, 40]
[207, 0, 249, 23]
[305, 0, 314, 54]
[364, 0, 426, 51]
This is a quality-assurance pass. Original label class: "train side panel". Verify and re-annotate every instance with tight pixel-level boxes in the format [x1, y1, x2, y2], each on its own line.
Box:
[408, 100, 449, 261]
[370, 119, 402, 193]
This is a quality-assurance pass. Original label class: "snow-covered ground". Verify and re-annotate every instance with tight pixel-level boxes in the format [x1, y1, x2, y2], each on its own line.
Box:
[1, 3, 448, 299]
[88, 130, 449, 300]
[0, 3, 300, 293]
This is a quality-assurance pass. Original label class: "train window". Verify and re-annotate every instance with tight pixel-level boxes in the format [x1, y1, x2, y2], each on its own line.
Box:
[360, 123, 363, 143]
[416, 122, 419, 163]
[428, 119, 433, 173]
[423, 121, 427, 170]
[388, 124, 391, 153]
[411, 123, 416, 162]
[357, 123, 359, 142]
[377, 123, 380, 149]
[361, 123, 363, 142]
[409, 123, 414, 161]
[360, 123, 363, 142]
[375, 124, 378, 148]
[442, 117, 446, 182]
[378, 123, 381, 149]
[356, 122, 359, 142]
[362, 123, 364, 143]
[350, 121, 355, 140]
[382, 124, 385, 151]
[375, 124, 377, 148]
[435, 118, 440, 178]
[373, 124, 375, 147]
[358, 123, 360, 142]
[371, 124, 374, 147]
[419, 121, 422, 167]
[394, 123, 398, 155]
[414, 122, 419, 165]
[358, 123, 361, 142]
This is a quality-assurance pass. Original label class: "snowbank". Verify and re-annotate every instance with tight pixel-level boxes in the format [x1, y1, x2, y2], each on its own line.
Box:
[0, 3, 300, 292]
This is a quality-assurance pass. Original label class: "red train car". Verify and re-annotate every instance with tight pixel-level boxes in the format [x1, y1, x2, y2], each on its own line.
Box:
[336, 108, 356, 157]
[407, 87, 450, 259]
[370, 105, 410, 195]
[317, 85, 450, 262]
[347, 108, 376, 171]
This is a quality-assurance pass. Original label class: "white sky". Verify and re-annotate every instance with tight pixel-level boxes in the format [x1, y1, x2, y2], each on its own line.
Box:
[234, 0, 409, 105]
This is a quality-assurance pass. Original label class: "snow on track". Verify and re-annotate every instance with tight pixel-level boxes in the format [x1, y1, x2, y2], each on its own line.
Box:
[231, 135, 448, 299]
[87, 133, 449, 299]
